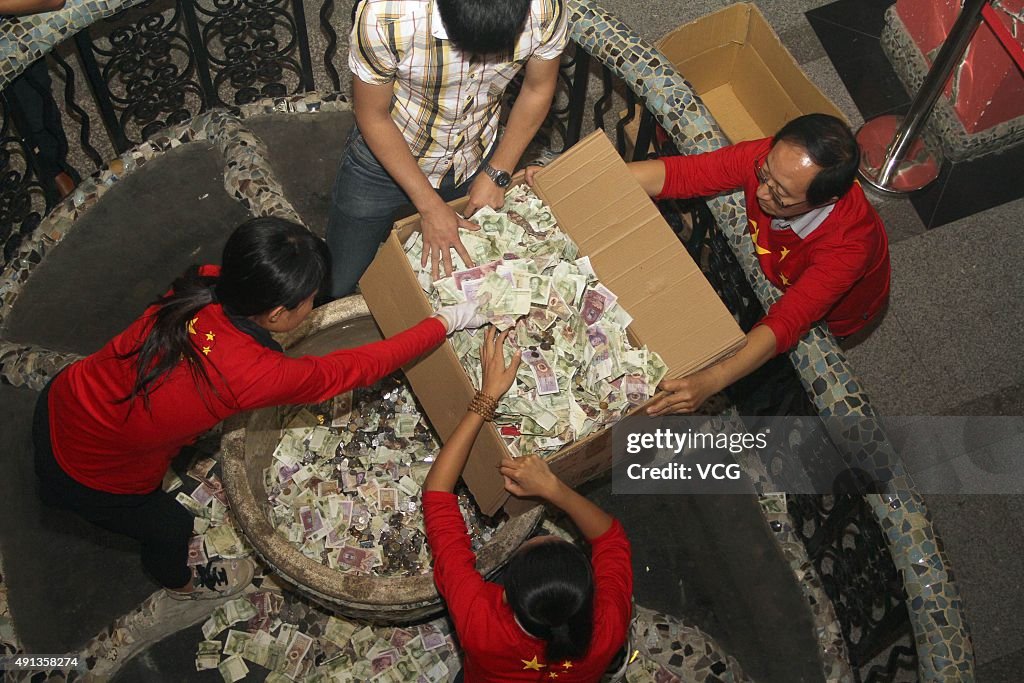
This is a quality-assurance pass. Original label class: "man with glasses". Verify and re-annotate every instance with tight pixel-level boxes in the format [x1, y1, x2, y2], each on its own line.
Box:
[628, 113, 890, 415]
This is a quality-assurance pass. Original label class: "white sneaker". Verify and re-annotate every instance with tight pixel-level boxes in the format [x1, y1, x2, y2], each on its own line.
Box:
[167, 558, 255, 601]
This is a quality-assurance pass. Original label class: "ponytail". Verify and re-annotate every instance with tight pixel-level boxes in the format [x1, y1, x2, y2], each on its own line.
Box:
[119, 216, 329, 406]
[504, 539, 595, 662]
[118, 266, 218, 406]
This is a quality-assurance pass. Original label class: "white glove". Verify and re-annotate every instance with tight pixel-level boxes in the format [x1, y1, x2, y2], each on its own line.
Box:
[434, 301, 487, 334]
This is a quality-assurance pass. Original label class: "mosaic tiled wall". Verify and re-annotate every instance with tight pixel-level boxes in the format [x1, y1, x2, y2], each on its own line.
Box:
[882, 6, 1024, 161]
[0, 0, 146, 89]
[564, 0, 974, 679]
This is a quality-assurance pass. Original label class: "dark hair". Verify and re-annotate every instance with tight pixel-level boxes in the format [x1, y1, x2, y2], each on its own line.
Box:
[120, 216, 329, 406]
[436, 0, 531, 56]
[504, 539, 594, 662]
[772, 113, 860, 206]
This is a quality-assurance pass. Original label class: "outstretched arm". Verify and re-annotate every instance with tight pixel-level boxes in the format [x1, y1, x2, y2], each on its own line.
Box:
[424, 328, 522, 493]
[464, 55, 562, 215]
[645, 324, 775, 415]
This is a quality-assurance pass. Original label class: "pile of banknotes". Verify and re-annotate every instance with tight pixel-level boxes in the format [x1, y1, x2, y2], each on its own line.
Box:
[405, 184, 668, 456]
[196, 573, 460, 682]
[265, 375, 505, 575]
[165, 436, 253, 565]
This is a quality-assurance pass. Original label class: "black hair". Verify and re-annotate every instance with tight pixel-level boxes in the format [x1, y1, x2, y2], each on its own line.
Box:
[120, 216, 329, 406]
[436, 0, 531, 56]
[772, 113, 860, 206]
[504, 539, 594, 662]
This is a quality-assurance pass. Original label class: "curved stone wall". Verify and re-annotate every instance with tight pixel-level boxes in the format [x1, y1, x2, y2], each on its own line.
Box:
[0, 0, 975, 679]
[565, 0, 974, 679]
[0, 0, 146, 89]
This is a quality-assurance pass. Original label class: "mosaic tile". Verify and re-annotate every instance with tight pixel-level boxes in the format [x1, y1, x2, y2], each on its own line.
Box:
[0, 0, 977, 678]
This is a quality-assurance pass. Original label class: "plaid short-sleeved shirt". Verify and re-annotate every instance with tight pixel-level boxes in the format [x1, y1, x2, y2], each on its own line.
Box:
[349, 0, 568, 186]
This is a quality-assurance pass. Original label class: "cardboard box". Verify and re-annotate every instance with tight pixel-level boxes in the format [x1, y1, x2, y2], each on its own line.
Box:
[360, 131, 745, 516]
[626, 3, 845, 149]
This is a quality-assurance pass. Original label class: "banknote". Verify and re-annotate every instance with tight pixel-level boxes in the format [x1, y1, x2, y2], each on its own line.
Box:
[523, 349, 559, 396]
[217, 654, 249, 683]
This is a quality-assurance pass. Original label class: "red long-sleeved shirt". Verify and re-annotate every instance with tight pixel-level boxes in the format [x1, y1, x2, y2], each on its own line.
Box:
[48, 265, 446, 494]
[659, 139, 890, 354]
[423, 491, 633, 682]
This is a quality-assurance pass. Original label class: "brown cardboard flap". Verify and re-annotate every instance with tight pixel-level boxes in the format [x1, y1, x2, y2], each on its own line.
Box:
[360, 232, 511, 516]
[658, 3, 749, 63]
[532, 130, 745, 376]
[360, 132, 743, 518]
[632, 2, 846, 146]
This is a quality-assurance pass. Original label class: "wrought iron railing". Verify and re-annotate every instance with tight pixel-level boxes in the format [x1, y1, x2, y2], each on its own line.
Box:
[0, 1, 972, 680]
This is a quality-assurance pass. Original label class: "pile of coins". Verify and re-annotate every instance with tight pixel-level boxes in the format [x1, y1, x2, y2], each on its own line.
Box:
[265, 375, 505, 576]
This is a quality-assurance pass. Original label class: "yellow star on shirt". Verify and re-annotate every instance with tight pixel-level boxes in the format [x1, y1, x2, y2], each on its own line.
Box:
[548, 673, 560, 679]
[521, 656, 546, 671]
[201, 346, 212, 356]
[779, 246, 790, 261]
[561, 661, 574, 669]
[779, 273, 791, 286]
[749, 220, 772, 256]
[205, 331, 215, 341]
[187, 317, 198, 335]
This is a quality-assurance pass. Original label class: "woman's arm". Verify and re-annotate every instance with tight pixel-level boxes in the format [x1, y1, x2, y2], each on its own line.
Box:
[424, 328, 521, 492]
[499, 455, 612, 540]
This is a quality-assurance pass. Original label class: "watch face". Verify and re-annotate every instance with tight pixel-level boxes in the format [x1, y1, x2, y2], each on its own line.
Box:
[495, 171, 512, 188]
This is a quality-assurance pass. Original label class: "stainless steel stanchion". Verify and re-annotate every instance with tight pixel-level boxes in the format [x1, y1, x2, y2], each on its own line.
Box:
[857, 0, 989, 194]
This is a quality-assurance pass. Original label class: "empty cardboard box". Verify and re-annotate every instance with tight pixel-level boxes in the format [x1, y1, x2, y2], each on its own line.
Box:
[626, 3, 845, 150]
[360, 131, 745, 516]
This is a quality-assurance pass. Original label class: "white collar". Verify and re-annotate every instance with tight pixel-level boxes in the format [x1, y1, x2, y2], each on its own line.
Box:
[771, 203, 835, 239]
[430, 1, 448, 40]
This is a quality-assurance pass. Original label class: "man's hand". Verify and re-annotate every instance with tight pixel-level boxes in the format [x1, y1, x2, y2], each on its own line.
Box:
[420, 202, 479, 281]
[523, 165, 542, 187]
[645, 371, 721, 415]
[463, 173, 507, 217]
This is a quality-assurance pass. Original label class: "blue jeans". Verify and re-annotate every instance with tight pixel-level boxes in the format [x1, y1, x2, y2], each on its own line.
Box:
[325, 128, 483, 298]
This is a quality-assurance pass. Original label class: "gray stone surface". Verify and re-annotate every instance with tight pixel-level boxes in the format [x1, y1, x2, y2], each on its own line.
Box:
[923, 495, 1024, 667]
[584, 480, 826, 683]
[2, 143, 249, 355]
[246, 112, 354, 236]
[0, 384, 158, 653]
[873, 195, 928, 244]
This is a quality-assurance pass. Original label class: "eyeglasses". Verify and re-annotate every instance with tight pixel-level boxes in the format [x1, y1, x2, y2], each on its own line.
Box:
[754, 155, 809, 209]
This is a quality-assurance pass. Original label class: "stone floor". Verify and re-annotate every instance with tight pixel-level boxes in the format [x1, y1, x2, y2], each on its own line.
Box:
[2, 0, 1023, 681]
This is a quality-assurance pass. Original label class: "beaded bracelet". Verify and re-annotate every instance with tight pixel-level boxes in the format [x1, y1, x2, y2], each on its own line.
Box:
[467, 391, 499, 421]
[474, 391, 498, 409]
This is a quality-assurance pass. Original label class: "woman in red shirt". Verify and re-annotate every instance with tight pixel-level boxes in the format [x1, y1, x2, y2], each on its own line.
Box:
[33, 216, 483, 600]
[423, 328, 634, 682]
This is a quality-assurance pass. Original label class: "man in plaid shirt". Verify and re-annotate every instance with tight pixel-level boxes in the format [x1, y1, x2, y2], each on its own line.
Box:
[326, 0, 568, 297]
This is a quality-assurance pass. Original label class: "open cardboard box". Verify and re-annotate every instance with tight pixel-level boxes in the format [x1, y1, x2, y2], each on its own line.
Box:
[625, 3, 846, 151]
[360, 131, 745, 516]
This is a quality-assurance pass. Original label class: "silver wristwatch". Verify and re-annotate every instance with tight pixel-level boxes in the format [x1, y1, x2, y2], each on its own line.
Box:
[482, 162, 512, 188]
